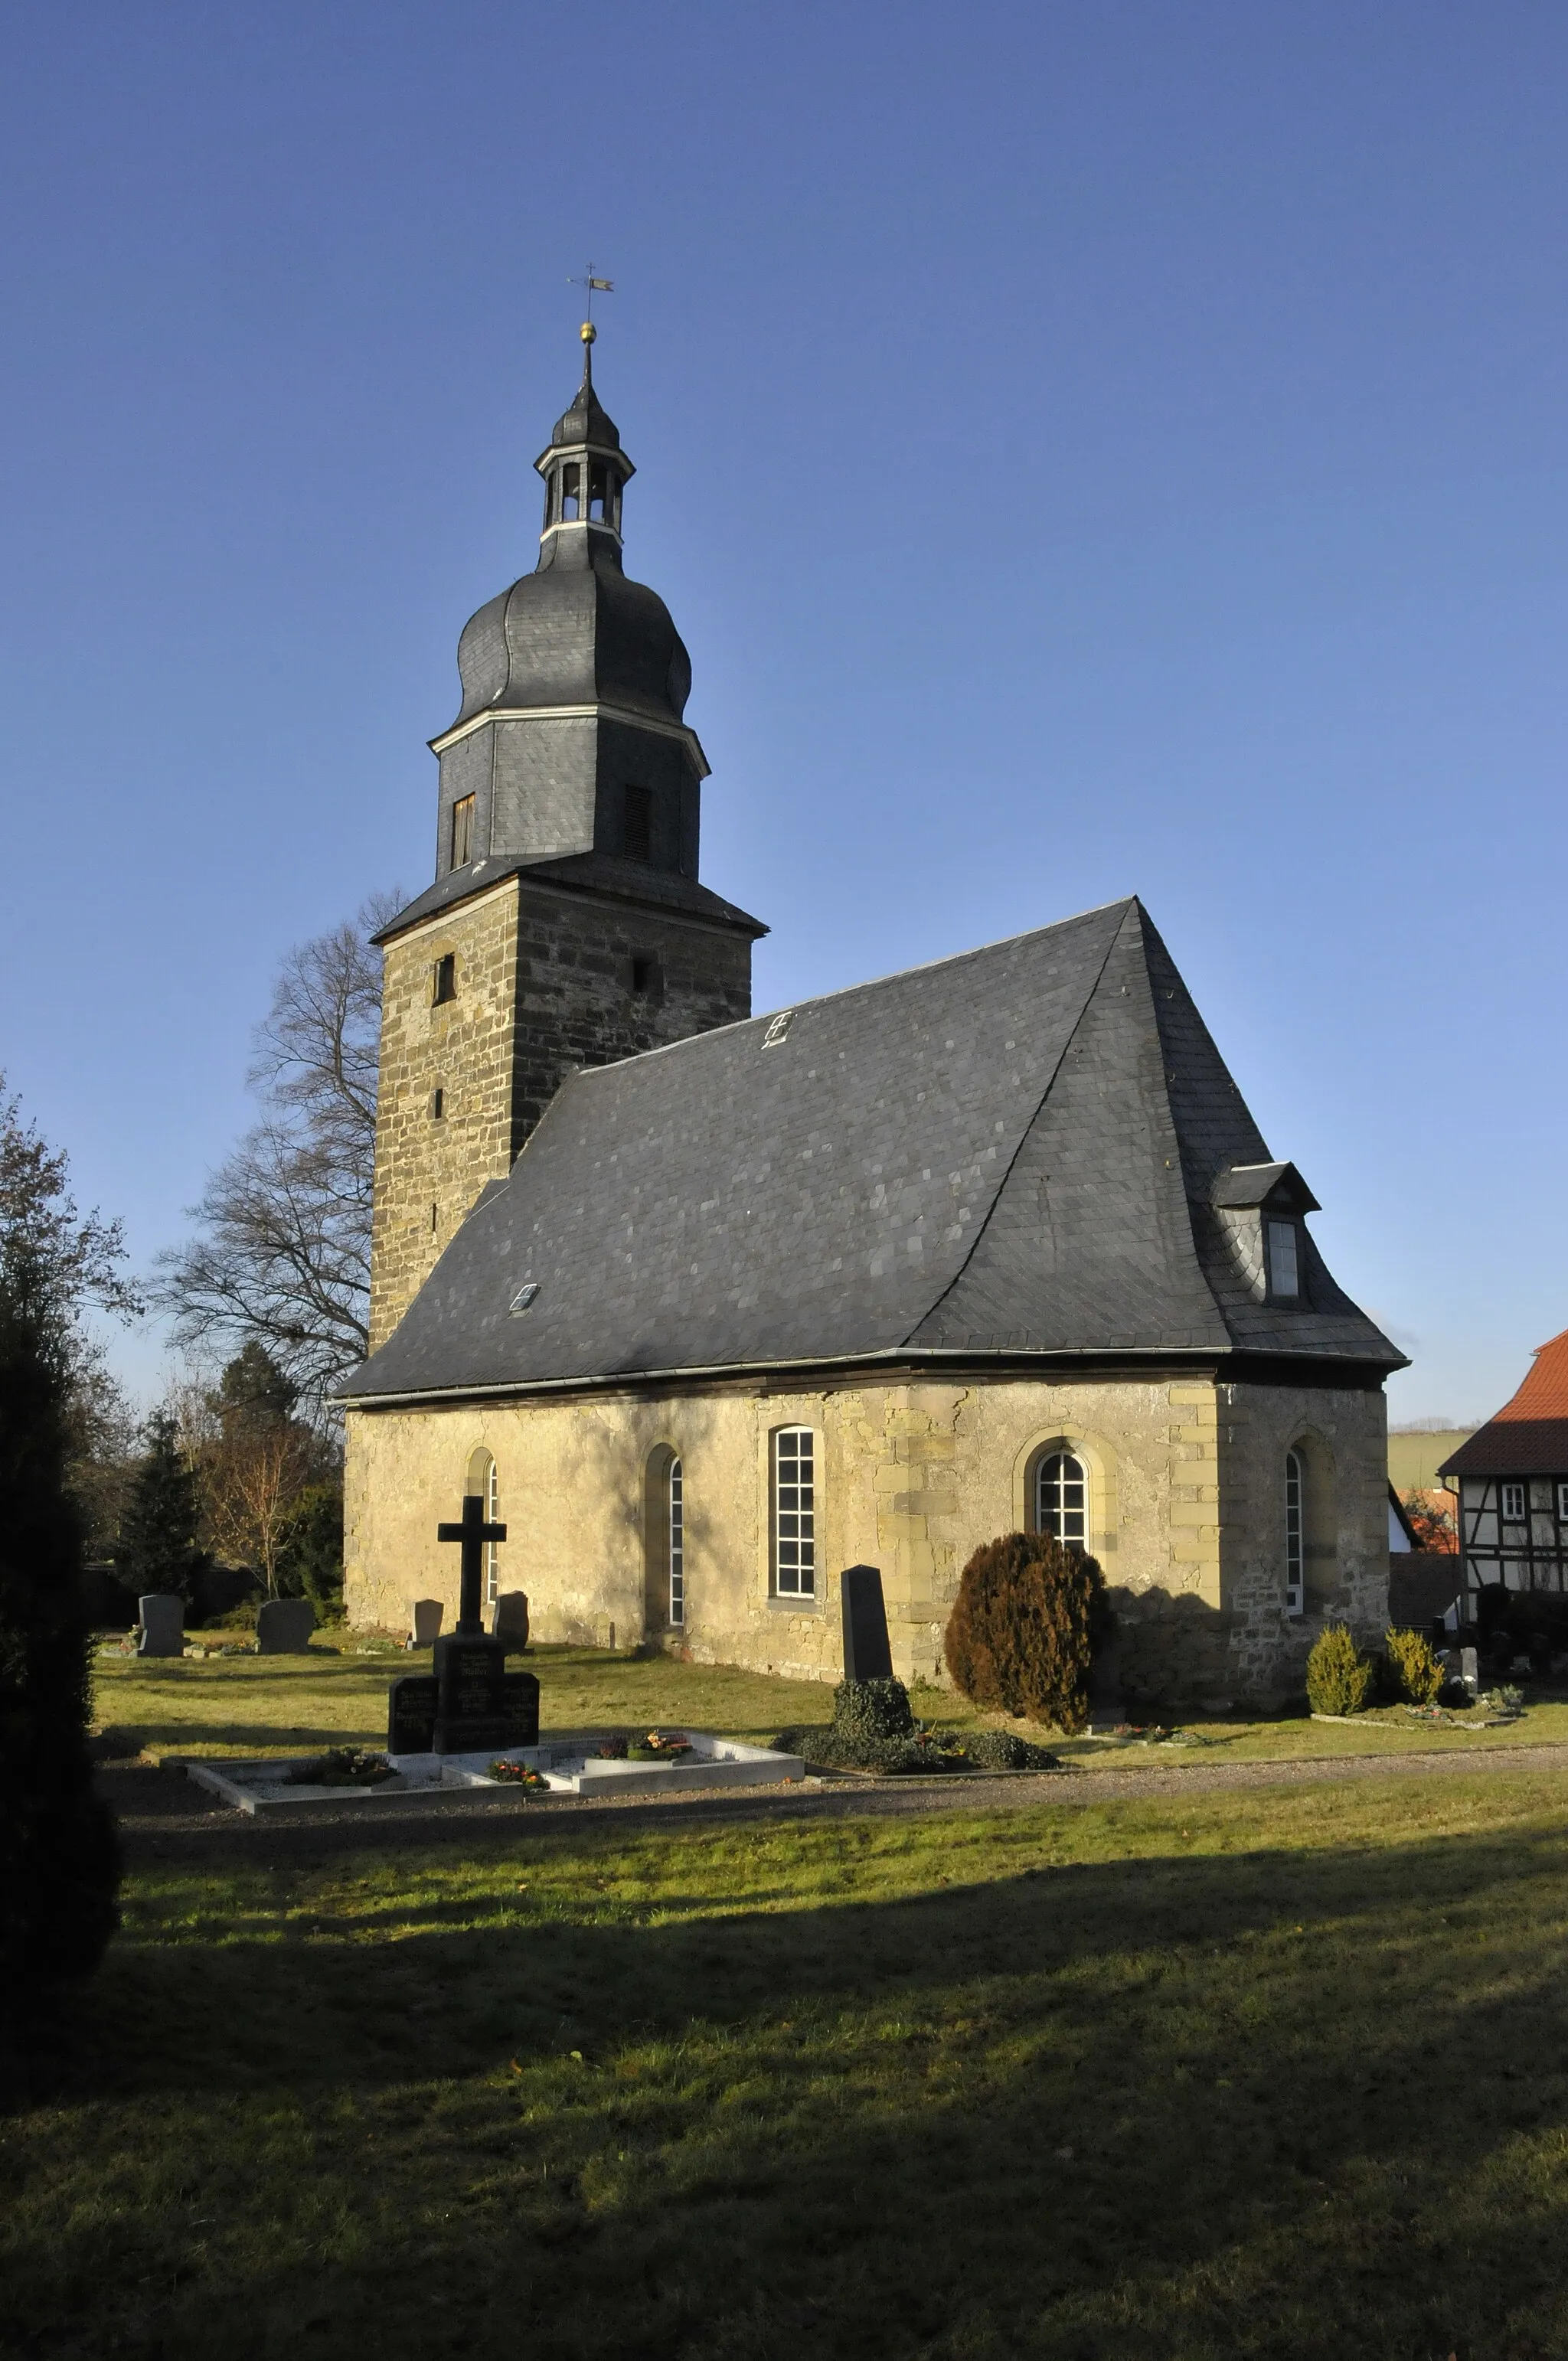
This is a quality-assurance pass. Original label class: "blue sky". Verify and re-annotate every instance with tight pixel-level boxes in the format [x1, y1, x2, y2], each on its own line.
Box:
[1, 1, 1563, 1422]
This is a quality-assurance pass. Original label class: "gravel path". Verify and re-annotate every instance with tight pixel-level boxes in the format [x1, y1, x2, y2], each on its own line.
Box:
[102, 1738, 1568, 1870]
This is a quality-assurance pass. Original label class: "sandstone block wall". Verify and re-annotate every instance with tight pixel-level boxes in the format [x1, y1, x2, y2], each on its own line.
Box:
[344, 1371, 1390, 1708]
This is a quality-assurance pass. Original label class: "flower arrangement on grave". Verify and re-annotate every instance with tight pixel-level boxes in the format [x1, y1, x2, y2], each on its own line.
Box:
[624, 1729, 694, 1762]
[288, 1746, 395, 1787]
[486, 1758, 549, 1791]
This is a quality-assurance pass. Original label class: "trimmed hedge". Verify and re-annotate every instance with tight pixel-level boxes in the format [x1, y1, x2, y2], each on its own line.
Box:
[943, 1531, 1109, 1734]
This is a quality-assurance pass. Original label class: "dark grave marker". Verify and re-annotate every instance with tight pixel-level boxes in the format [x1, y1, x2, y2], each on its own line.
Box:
[502, 1671, 541, 1747]
[431, 1493, 513, 1752]
[840, 1564, 893, 1682]
[388, 1674, 439, 1754]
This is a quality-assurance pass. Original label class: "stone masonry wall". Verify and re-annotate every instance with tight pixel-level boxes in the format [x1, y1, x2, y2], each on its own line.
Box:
[369, 878, 523, 1350]
[344, 1371, 1390, 1707]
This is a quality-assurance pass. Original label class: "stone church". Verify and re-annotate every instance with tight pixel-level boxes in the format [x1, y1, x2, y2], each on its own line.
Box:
[338, 332, 1402, 1709]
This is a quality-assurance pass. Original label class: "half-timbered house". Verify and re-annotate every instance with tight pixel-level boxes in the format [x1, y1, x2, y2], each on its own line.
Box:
[1439, 1328, 1568, 1599]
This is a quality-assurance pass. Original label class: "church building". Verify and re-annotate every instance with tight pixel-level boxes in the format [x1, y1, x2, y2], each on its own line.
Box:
[338, 332, 1403, 1710]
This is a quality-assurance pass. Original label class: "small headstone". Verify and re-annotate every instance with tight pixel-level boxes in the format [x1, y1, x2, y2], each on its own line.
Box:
[1089, 1638, 1128, 1731]
[256, 1598, 315, 1655]
[1459, 1645, 1478, 1695]
[137, 1595, 185, 1658]
[491, 1589, 530, 1651]
[840, 1564, 893, 1682]
[409, 1598, 443, 1648]
[501, 1670, 541, 1747]
[388, 1674, 439, 1754]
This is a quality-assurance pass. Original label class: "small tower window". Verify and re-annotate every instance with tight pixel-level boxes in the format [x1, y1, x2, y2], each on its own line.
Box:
[1266, 1220, 1299, 1299]
[431, 1086, 445, 1119]
[433, 953, 456, 1005]
[589, 462, 609, 521]
[560, 462, 580, 521]
[449, 795, 475, 867]
[622, 785, 652, 863]
[630, 953, 661, 999]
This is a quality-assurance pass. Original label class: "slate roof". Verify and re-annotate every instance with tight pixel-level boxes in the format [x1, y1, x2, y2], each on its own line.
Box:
[1439, 1329, 1568, 1478]
[338, 896, 1403, 1403]
[374, 851, 768, 948]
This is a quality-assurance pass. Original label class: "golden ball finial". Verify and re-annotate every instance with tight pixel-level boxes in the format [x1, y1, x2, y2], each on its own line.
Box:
[580, 320, 596, 345]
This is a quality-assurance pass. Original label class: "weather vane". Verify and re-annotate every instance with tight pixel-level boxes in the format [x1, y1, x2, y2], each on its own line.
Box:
[569, 263, 615, 343]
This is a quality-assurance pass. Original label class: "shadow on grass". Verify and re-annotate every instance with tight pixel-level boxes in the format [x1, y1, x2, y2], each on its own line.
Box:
[6, 1816, 1568, 2357]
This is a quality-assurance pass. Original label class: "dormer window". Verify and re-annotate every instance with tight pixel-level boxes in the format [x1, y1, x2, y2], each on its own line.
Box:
[449, 794, 474, 868]
[1266, 1220, 1299, 1300]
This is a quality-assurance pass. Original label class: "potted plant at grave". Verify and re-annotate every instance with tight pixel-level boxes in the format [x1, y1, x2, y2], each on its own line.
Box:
[486, 1758, 548, 1791]
[624, 1729, 694, 1762]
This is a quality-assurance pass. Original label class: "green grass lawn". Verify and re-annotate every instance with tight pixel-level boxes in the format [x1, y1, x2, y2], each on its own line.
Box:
[91, 1640, 1568, 1770]
[8, 1771, 1568, 2358]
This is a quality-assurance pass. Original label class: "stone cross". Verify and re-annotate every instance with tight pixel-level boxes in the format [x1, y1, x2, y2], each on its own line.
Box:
[437, 1494, 507, 1638]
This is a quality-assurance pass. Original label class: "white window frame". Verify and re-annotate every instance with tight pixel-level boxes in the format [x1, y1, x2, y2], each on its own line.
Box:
[1266, 1219, 1299, 1300]
[1501, 1481, 1527, 1525]
[1035, 1450, 1087, 1547]
[668, 1456, 685, 1627]
[1558, 1481, 1568, 1523]
[485, 1456, 500, 1605]
[773, 1428, 815, 1597]
[1285, 1449, 1305, 1616]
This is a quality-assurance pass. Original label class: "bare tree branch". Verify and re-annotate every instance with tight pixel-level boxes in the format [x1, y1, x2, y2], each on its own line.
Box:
[155, 892, 400, 1411]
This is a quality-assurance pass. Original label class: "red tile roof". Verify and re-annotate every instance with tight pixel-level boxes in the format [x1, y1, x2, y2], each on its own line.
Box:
[1440, 1327, 1568, 1478]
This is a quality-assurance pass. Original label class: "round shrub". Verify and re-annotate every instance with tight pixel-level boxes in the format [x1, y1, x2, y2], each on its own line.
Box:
[942, 1531, 1109, 1735]
[959, 1728, 1060, 1771]
[1383, 1625, 1443, 1706]
[1305, 1621, 1373, 1716]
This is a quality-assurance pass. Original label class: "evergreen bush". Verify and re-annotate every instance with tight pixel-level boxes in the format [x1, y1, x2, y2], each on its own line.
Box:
[115, 1410, 206, 1612]
[831, 1677, 915, 1745]
[0, 1265, 122, 1987]
[958, 1728, 1060, 1771]
[274, 1483, 344, 1612]
[942, 1531, 1110, 1734]
[1383, 1625, 1443, 1706]
[1305, 1622, 1373, 1716]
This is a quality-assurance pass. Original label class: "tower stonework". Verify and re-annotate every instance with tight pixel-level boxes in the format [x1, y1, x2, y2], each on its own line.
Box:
[368, 335, 765, 1350]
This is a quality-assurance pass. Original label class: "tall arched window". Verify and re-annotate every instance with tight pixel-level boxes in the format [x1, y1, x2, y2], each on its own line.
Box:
[1035, 1451, 1086, 1547]
[668, 1456, 685, 1627]
[773, 1427, 815, 1596]
[466, 1446, 500, 1607]
[1285, 1450, 1305, 1616]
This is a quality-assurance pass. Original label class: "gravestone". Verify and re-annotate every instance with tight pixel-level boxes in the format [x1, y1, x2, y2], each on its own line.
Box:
[137, 1594, 185, 1658]
[409, 1598, 443, 1648]
[1459, 1645, 1478, 1696]
[840, 1565, 893, 1683]
[388, 1674, 439, 1754]
[431, 1494, 511, 1752]
[256, 1598, 315, 1655]
[491, 1590, 530, 1651]
[501, 1670, 541, 1745]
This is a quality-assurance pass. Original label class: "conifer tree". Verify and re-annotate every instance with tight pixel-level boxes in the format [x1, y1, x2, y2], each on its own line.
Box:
[0, 1078, 131, 1988]
[0, 1246, 122, 1987]
[116, 1411, 205, 1612]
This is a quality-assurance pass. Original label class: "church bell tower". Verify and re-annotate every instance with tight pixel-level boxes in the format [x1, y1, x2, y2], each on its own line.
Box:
[368, 326, 767, 1348]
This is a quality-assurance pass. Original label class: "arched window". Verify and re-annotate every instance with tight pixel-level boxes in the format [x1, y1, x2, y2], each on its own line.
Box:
[1035, 1451, 1086, 1548]
[466, 1446, 500, 1608]
[1285, 1449, 1305, 1616]
[668, 1456, 684, 1627]
[773, 1427, 815, 1596]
